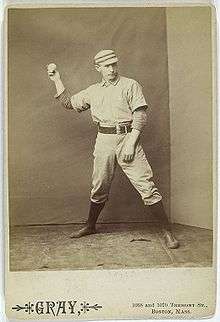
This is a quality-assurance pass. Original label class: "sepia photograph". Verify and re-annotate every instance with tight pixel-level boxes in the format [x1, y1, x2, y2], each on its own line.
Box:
[5, 2, 217, 320]
[8, 5, 213, 271]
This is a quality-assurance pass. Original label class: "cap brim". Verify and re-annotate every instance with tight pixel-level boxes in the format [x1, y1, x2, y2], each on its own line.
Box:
[98, 57, 118, 66]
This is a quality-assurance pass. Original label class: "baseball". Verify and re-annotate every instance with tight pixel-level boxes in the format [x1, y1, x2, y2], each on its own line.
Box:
[47, 63, 57, 72]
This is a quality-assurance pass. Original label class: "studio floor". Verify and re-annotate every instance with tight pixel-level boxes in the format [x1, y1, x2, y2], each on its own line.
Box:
[9, 223, 213, 271]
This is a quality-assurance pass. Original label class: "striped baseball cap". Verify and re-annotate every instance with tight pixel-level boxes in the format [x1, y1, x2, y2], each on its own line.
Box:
[94, 49, 118, 65]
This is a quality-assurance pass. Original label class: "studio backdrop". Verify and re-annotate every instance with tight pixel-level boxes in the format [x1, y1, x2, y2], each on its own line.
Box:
[8, 7, 170, 225]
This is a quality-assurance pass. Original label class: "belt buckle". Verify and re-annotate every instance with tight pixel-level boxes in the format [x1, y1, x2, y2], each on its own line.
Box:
[116, 124, 128, 134]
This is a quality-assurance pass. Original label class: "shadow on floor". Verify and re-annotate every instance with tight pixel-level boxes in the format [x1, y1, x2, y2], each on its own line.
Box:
[9, 223, 213, 271]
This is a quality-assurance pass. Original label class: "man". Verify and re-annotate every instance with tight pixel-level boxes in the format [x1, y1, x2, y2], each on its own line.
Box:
[47, 49, 179, 249]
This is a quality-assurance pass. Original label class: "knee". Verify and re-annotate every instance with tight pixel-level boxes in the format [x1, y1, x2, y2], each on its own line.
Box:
[143, 192, 162, 206]
[90, 181, 110, 203]
[90, 191, 109, 204]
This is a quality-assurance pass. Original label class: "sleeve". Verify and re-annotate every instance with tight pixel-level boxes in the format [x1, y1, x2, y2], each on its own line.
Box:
[128, 80, 148, 112]
[131, 106, 148, 132]
[55, 89, 74, 110]
[70, 88, 91, 113]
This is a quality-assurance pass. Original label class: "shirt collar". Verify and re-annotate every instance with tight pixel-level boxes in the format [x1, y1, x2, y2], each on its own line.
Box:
[100, 76, 120, 87]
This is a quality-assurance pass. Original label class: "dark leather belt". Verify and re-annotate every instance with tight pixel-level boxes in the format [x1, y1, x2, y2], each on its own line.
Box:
[98, 124, 132, 134]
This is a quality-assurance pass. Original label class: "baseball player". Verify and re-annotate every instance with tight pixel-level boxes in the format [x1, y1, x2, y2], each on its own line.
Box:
[47, 49, 179, 249]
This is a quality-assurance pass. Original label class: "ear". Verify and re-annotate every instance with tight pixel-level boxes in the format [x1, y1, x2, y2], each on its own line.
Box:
[95, 64, 101, 72]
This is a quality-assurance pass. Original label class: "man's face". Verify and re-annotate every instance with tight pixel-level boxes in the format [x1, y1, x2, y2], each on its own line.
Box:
[95, 62, 119, 82]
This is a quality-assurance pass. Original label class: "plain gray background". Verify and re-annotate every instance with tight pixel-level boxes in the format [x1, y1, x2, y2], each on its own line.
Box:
[167, 7, 213, 229]
[8, 7, 170, 225]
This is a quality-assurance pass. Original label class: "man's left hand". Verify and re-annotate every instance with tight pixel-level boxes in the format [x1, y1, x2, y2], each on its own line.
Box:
[122, 142, 136, 163]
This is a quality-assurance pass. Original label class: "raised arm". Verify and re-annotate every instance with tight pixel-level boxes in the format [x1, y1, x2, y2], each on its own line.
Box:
[47, 63, 74, 110]
[47, 63, 90, 112]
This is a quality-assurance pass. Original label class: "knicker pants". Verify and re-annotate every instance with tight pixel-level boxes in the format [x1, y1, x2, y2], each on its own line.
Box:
[90, 132, 162, 205]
